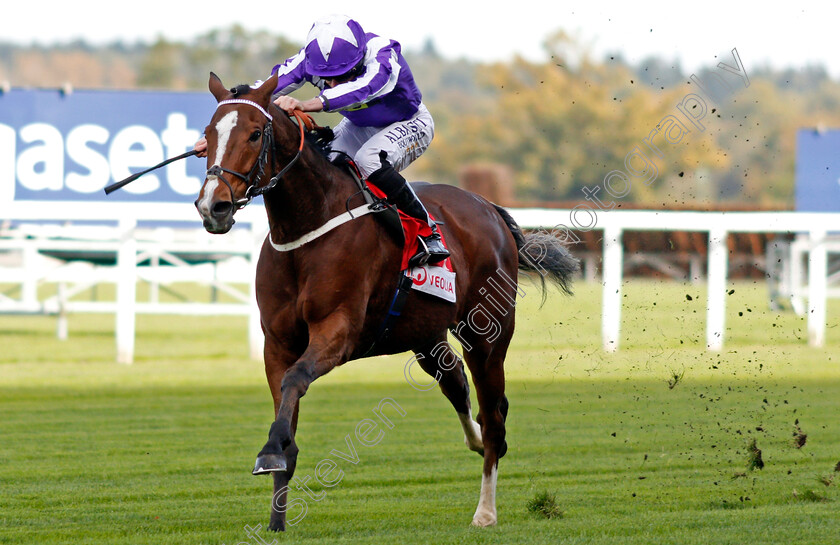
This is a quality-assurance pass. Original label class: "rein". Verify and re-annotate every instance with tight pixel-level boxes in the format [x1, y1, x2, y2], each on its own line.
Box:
[209, 99, 378, 252]
[207, 100, 310, 209]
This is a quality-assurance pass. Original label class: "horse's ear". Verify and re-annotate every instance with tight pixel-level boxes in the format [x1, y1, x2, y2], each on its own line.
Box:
[255, 72, 279, 105]
[209, 72, 227, 102]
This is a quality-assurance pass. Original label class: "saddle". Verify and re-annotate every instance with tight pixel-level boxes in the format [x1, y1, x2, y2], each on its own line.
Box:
[306, 115, 454, 274]
[332, 154, 457, 357]
[332, 155, 444, 271]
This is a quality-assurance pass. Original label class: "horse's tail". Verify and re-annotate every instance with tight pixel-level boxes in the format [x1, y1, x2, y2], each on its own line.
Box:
[492, 204, 580, 299]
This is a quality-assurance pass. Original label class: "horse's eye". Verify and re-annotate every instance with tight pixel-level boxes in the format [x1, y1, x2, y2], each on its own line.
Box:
[249, 130, 262, 142]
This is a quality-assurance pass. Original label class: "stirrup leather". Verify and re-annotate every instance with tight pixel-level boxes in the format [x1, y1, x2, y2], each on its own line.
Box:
[409, 236, 432, 268]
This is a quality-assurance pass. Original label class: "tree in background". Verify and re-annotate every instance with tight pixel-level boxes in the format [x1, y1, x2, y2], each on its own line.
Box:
[2, 30, 840, 208]
[420, 32, 729, 204]
[137, 37, 180, 88]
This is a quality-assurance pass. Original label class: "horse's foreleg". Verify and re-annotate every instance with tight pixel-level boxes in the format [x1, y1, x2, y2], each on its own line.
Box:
[268, 402, 300, 532]
[254, 357, 334, 475]
[254, 342, 300, 475]
[256, 314, 356, 528]
[256, 354, 340, 471]
[257, 342, 302, 531]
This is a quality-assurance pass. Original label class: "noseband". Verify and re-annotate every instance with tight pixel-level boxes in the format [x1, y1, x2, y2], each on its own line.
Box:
[205, 99, 308, 209]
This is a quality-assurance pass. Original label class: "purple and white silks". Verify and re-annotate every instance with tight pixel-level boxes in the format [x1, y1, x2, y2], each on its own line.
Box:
[271, 34, 423, 128]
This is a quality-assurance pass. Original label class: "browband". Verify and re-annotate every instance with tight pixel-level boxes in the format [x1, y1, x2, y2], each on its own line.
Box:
[217, 99, 273, 120]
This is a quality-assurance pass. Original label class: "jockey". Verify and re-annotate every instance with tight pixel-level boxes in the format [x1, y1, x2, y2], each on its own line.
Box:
[271, 14, 448, 266]
[195, 16, 448, 265]
[195, 16, 447, 265]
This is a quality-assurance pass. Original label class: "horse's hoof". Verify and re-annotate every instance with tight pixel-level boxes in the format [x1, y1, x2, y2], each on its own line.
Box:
[268, 521, 286, 532]
[252, 453, 287, 475]
[464, 436, 484, 456]
[471, 510, 497, 527]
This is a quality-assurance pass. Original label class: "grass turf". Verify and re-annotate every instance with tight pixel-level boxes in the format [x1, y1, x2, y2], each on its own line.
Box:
[1, 279, 838, 544]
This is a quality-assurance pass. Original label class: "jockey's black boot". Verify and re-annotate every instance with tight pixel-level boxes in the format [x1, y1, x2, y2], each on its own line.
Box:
[413, 223, 449, 267]
[368, 154, 450, 267]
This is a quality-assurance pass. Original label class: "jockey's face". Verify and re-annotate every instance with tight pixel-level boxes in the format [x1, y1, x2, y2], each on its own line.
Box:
[323, 61, 364, 88]
[325, 72, 353, 88]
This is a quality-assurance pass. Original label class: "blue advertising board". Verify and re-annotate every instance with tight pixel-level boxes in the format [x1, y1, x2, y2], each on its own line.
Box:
[796, 129, 840, 212]
[0, 88, 217, 206]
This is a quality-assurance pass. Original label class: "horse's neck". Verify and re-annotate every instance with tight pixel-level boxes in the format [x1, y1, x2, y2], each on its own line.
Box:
[262, 134, 360, 244]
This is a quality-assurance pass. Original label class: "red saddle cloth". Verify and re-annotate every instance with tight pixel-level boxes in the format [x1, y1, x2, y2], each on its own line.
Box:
[365, 182, 451, 271]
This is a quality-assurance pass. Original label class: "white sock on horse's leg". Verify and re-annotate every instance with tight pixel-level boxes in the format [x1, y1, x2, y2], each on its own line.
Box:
[471, 464, 498, 527]
[458, 410, 483, 453]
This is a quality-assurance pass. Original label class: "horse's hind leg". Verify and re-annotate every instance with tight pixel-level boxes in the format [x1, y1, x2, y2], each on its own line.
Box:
[459, 319, 514, 528]
[413, 337, 483, 455]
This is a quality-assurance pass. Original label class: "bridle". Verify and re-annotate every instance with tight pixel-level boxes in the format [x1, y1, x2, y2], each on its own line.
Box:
[204, 97, 379, 253]
[205, 99, 310, 210]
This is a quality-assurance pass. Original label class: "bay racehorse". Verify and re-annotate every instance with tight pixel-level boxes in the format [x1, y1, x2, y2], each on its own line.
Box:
[195, 72, 578, 531]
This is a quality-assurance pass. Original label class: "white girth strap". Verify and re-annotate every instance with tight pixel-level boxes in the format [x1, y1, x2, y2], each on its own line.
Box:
[268, 204, 375, 252]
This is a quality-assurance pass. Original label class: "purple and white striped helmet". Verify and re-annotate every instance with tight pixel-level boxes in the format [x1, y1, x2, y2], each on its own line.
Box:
[304, 15, 368, 78]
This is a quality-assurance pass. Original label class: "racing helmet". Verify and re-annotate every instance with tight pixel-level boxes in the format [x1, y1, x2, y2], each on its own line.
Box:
[304, 15, 368, 78]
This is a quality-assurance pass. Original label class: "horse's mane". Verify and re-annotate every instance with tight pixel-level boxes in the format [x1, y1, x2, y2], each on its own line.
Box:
[262, 98, 355, 176]
[225, 82, 362, 193]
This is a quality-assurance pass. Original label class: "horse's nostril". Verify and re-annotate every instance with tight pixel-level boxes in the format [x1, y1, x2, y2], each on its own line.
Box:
[212, 201, 233, 219]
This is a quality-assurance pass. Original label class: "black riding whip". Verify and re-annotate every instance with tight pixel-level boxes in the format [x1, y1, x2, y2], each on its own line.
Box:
[103, 149, 199, 195]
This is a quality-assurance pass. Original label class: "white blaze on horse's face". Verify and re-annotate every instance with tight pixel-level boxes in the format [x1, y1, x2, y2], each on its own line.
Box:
[197, 110, 239, 216]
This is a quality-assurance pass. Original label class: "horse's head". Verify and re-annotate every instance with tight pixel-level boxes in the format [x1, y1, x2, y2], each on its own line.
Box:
[195, 72, 278, 234]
